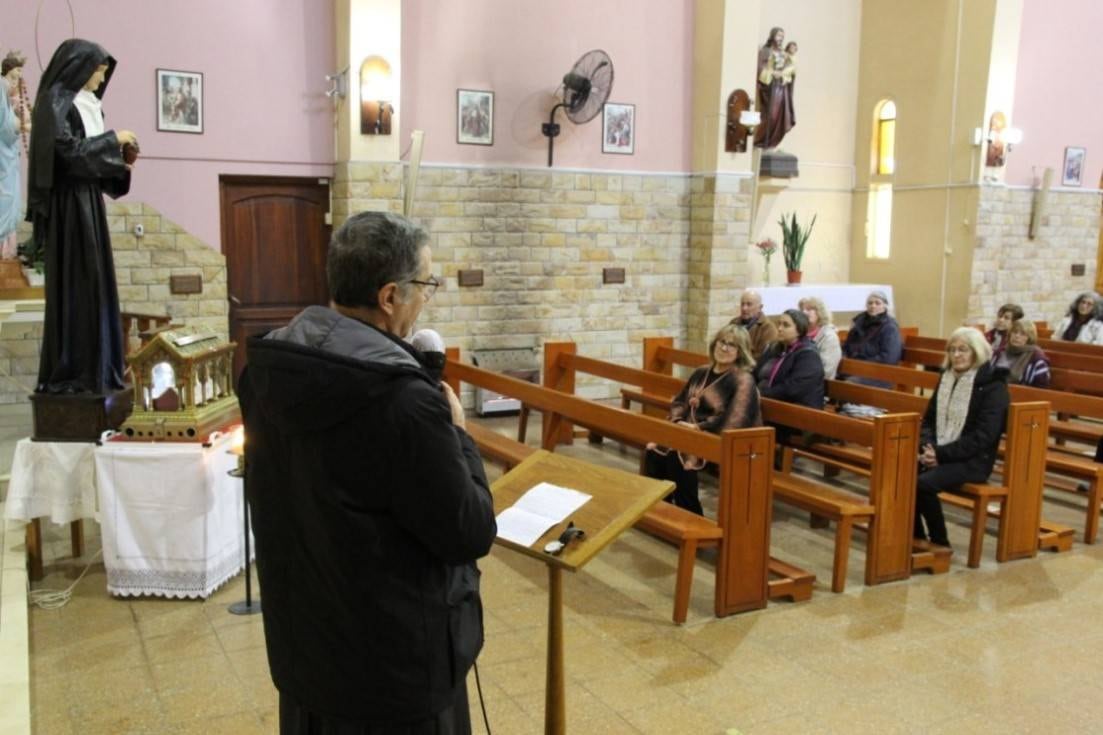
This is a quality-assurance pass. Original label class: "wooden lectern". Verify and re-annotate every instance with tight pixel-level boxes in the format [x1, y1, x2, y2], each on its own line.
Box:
[490, 449, 674, 735]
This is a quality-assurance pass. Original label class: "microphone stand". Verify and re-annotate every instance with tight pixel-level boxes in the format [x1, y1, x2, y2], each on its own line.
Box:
[227, 450, 261, 615]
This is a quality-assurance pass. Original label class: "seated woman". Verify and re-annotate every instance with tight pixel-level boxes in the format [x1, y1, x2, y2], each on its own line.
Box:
[841, 290, 903, 387]
[643, 324, 761, 515]
[1054, 291, 1103, 345]
[755, 309, 825, 410]
[798, 296, 841, 380]
[915, 327, 1009, 548]
[984, 302, 1024, 359]
[994, 319, 1050, 388]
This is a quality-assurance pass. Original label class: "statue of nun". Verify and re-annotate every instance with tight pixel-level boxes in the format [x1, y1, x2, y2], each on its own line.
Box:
[27, 39, 137, 394]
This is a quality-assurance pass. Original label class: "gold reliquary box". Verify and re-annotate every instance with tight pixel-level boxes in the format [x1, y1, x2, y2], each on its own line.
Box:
[121, 330, 240, 441]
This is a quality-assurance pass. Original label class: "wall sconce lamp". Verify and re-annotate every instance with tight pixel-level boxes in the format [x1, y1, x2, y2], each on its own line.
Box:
[360, 55, 394, 135]
[325, 67, 349, 100]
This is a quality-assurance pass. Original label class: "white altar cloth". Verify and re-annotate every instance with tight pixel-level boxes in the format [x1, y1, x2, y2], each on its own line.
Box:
[756, 284, 895, 317]
[4, 434, 247, 599]
[95, 433, 245, 599]
[4, 439, 97, 524]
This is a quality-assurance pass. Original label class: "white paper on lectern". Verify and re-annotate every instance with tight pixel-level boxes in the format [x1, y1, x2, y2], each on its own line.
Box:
[495, 482, 591, 547]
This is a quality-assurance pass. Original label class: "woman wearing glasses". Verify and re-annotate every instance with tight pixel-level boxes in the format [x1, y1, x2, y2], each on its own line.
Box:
[914, 327, 1009, 548]
[643, 324, 761, 515]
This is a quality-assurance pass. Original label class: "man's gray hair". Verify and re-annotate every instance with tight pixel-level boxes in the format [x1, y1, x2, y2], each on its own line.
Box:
[327, 211, 428, 308]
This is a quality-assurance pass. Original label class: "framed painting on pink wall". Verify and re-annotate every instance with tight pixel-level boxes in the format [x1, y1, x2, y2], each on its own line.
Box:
[157, 69, 203, 134]
[457, 89, 493, 146]
[602, 103, 634, 155]
[1062, 147, 1085, 187]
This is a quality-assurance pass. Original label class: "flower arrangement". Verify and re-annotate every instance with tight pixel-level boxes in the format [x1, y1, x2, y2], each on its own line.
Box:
[755, 238, 778, 286]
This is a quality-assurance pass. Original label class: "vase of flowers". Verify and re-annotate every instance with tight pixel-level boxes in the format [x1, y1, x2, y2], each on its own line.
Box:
[779, 212, 816, 286]
[755, 238, 778, 286]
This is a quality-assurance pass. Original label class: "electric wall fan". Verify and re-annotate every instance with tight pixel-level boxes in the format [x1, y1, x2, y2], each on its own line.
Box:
[541, 49, 614, 167]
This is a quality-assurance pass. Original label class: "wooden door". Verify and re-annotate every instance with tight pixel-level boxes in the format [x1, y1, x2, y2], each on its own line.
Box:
[220, 176, 331, 378]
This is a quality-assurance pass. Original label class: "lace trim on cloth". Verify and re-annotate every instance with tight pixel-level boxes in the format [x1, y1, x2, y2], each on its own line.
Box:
[106, 549, 254, 600]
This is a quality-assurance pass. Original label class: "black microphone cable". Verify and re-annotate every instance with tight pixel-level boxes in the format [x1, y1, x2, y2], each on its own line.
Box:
[473, 660, 492, 734]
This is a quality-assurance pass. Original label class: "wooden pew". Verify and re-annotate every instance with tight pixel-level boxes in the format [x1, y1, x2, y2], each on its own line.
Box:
[905, 335, 1103, 375]
[444, 355, 813, 623]
[636, 340, 1076, 566]
[903, 346, 1103, 396]
[635, 338, 924, 591]
[1037, 338, 1103, 358]
[762, 398, 922, 591]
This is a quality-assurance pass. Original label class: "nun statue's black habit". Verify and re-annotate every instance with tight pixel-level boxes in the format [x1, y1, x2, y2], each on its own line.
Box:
[27, 39, 131, 395]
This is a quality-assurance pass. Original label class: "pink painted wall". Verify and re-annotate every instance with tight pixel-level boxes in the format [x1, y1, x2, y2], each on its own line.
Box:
[1006, 0, 1103, 189]
[5, 0, 335, 248]
[400, 0, 693, 171]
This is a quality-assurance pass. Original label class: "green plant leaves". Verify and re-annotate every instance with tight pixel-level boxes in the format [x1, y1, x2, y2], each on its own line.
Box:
[778, 212, 816, 272]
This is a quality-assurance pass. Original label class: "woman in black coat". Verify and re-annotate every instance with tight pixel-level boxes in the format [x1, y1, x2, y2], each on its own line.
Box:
[755, 308, 825, 410]
[915, 327, 1010, 548]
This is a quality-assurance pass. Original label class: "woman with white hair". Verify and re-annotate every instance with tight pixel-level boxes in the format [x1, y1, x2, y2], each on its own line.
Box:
[914, 327, 1009, 548]
[1053, 291, 1103, 345]
[799, 296, 841, 380]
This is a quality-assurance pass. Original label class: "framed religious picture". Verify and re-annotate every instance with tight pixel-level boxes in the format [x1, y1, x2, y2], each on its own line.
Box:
[156, 69, 203, 134]
[457, 89, 493, 145]
[602, 102, 635, 155]
[1062, 146, 1086, 187]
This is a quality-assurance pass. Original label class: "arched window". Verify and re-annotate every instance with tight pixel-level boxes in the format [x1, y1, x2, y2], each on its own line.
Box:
[866, 99, 896, 259]
[876, 100, 896, 175]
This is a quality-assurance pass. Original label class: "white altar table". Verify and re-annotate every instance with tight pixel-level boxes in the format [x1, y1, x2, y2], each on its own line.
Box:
[4, 433, 247, 599]
[756, 284, 894, 316]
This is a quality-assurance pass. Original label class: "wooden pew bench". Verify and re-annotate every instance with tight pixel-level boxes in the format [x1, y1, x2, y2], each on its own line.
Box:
[448, 353, 815, 623]
[761, 398, 921, 592]
[836, 358, 1100, 543]
[804, 380, 1073, 566]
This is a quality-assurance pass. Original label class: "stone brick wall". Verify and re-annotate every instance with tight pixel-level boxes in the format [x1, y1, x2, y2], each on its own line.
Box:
[106, 202, 230, 339]
[0, 323, 42, 404]
[334, 162, 728, 400]
[0, 203, 228, 404]
[968, 186, 1101, 328]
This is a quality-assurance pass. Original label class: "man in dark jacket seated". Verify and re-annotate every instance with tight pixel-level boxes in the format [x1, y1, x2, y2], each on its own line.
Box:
[239, 211, 497, 734]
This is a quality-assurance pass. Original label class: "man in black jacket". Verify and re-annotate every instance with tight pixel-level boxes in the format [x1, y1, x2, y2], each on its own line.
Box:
[239, 211, 496, 734]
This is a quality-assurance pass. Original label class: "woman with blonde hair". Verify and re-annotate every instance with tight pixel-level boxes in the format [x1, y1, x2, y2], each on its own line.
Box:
[798, 296, 841, 380]
[644, 324, 761, 515]
[915, 327, 1009, 548]
[995, 319, 1050, 388]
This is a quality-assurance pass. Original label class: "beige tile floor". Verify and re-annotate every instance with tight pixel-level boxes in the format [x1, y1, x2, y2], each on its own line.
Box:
[13, 409, 1103, 734]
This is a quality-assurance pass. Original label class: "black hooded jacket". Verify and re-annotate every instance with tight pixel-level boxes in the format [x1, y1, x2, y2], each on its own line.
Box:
[238, 306, 496, 724]
[29, 39, 130, 393]
[920, 362, 1010, 476]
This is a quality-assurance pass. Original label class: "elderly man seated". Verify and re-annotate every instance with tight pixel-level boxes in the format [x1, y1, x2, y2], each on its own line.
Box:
[730, 289, 778, 359]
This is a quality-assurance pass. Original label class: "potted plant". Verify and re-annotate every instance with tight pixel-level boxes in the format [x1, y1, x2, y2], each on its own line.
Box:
[779, 211, 816, 285]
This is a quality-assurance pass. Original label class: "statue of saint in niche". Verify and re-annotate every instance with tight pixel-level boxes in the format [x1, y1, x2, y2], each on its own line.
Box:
[27, 39, 137, 394]
[754, 27, 797, 150]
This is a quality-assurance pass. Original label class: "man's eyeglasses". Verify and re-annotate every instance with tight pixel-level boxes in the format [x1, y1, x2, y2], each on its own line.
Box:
[408, 276, 441, 299]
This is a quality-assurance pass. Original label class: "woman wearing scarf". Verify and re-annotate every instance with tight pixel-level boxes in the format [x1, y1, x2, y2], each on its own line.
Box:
[798, 296, 841, 380]
[984, 303, 1024, 360]
[643, 324, 761, 515]
[994, 319, 1050, 388]
[1053, 292, 1103, 345]
[27, 39, 136, 394]
[755, 309, 825, 410]
[915, 327, 1009, 548]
